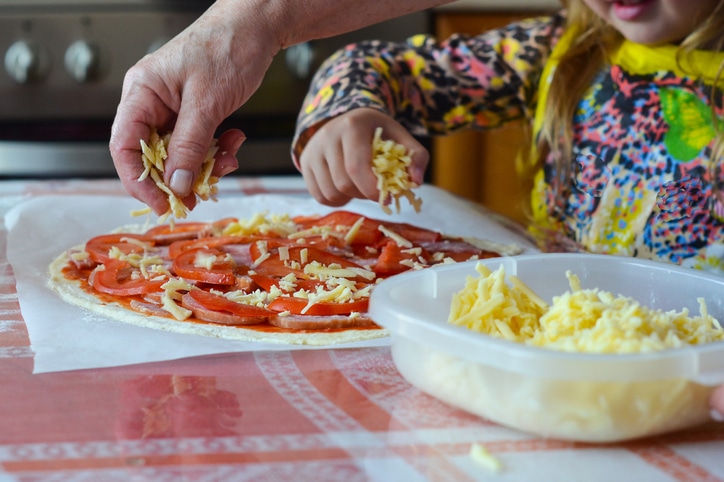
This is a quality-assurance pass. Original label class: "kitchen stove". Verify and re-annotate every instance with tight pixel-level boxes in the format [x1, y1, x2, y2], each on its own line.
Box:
[0, 0, 429, 178]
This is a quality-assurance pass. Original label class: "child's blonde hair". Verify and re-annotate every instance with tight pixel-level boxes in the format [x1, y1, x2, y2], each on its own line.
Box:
[532, 0, 724, 215]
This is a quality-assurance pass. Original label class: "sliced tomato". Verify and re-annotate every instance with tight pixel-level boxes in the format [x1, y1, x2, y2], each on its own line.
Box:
[168, 236, 255, 260]
[85, 233, 153, 264]
[379, 221, 441, 244]
[172, 247, 236, 285]
[267, 245, 362, 268]
[144, 222, 212, 244]
[253, 245, 368, 283]
[421, 240, 492, 263]
[249, 273, 324, 293]
[181, 289, 274, 325]
[89, 259, 165, 296]
[295, 211, 384, 246]
[267, 295, 369, 316]
[373, 240, 423, 276]
[247, 238, 332, 263]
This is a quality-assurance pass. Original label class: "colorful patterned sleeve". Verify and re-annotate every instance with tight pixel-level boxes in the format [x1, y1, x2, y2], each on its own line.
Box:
[292, 12, 566, 162]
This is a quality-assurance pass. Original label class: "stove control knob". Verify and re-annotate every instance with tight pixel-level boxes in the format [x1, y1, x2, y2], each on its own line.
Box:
[64, 40, 106, 83]
[4, 40, 50, 84]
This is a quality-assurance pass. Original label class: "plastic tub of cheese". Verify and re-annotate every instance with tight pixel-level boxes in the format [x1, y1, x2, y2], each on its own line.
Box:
[368, 253, 724, 443]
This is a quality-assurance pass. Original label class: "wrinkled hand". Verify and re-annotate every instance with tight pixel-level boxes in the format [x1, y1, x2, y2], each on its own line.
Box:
[109, 1, 279, 215]
[299, 108, 429, 206]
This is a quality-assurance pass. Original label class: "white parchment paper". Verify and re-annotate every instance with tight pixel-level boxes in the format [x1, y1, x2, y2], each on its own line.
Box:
[5, 187, 536, 373]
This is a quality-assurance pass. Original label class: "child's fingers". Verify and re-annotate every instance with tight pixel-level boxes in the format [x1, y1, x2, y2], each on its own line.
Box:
[343, 128, 379, 201]
[306, 149, 354, 206]
[409, 144, 430, 185]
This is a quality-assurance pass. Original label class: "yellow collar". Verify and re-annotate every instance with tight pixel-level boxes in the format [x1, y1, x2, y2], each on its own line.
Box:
[534, 28, 724, 135]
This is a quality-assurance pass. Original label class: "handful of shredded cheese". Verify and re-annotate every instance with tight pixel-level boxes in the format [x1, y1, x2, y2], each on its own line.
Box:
[371, 127, 422, 215]
[137, 129, 219, 222]
[449, 263, 724, 353]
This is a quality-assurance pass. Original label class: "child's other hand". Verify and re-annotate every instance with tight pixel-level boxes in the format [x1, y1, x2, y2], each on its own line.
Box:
[299, 108, 429, 206]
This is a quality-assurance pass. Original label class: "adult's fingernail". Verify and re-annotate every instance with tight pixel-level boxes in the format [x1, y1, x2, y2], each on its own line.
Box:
[232, 134, 247, 152]
[712, 409, 724, 422]
[169, 169, 193, 197]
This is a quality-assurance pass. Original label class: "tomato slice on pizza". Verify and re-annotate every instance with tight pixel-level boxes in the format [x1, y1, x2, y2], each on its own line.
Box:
[89, 259, 166, 296]
[86, 234, 153, 264]
[172, 248, 236, 285]
[267, 296, 369, 316]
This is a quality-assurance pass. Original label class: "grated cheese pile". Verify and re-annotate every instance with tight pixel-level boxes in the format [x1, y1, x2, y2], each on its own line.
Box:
[371, 127, 422, 215]
[449, 263, 724, 353]
[137, 129, 220, 222]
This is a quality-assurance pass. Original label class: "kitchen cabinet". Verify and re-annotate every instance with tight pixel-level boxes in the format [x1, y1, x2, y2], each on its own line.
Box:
[431, 11, 550, 225]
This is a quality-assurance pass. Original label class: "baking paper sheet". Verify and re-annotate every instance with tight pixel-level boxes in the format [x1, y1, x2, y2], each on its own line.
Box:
[5, 187, 536, 373]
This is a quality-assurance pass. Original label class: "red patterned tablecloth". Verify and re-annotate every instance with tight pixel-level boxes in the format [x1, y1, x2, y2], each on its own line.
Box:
[0, 177, 722, 482]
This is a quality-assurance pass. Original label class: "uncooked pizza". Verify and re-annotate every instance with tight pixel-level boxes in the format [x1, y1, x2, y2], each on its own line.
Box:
[48, 210, 511, 345]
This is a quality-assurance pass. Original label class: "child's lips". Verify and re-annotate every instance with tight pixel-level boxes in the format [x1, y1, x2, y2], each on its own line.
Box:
[611, 0, 654, 21]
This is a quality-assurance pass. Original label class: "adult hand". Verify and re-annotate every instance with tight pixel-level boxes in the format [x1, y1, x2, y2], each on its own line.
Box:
[109, 0, 279, 214]
[299, 108, 429, 206]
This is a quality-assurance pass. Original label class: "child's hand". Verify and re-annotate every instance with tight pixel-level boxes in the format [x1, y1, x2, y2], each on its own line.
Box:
[299, 108, 429, 206]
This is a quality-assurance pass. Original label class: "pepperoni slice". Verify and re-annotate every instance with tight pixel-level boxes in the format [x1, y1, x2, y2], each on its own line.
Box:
[270, 313, 377, 330]
[181, 290, 274, 325]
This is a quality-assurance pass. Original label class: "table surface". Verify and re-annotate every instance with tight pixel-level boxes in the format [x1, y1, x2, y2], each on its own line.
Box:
[1, 176, 723, 482]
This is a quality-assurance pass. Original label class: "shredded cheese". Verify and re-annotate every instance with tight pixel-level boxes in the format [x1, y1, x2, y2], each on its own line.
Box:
[222, 212, 297, 237]
[193, 250, 217, 270]
[160, 278, 195, 320]
[378, 224, 413, 248]
[223, 289, 269, 307]
[371, 127, 422, 214]
[138, 129, 220, 222]
[290, 225, 345, 241]
[449, 263, 724, 353]
[70, 251, 89, 261]
[345, 216, 366, 244]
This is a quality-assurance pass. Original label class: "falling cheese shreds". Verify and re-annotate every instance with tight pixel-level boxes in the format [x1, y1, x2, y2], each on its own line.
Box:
[371, 127, 422, 215]
[137, 129, 220, 221]
[130, 207, 153, 217]
[470, 444, 503, 473]
[449, 263, 724, 353]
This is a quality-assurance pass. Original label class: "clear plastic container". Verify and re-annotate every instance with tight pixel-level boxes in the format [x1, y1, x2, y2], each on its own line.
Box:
[368, 253, 724, 442]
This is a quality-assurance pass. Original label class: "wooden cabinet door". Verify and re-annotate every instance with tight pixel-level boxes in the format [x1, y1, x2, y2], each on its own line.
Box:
[432, 12, 545, 224]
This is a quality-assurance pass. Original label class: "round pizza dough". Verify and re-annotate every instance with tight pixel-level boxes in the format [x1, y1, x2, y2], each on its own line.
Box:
[47, 247, 389, 346]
